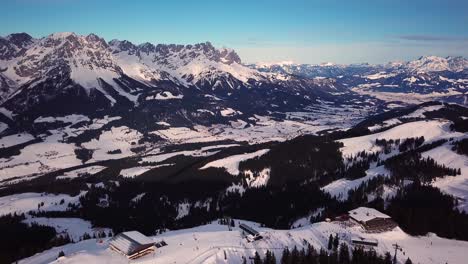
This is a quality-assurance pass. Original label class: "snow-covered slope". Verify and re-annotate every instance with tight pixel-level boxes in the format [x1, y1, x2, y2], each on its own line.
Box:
[339, 120, 461, 157]
[323, 103, 468, 210]
[18, 219, 468, 264]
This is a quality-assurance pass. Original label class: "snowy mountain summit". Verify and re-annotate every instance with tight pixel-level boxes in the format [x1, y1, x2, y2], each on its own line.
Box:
[406, 56, 468, 73]
[0, 32, 349, 124]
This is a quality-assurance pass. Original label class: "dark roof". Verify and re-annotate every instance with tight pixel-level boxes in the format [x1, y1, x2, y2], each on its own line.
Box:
[239, 224, 260, 236]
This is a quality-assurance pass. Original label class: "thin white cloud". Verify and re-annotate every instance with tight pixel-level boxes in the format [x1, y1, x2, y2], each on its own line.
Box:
[236, 41, 468, 64]
[398, 35, 468, 42]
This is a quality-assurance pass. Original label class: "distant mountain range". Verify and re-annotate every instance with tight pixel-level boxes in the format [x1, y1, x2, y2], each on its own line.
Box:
[251, 55, 468, 77]
[0, 31, 466, 135]
[0, 32, 357, 125]
[251, 56, 468, 105]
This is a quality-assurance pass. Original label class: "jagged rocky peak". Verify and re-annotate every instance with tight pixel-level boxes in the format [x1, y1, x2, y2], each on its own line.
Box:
[108, 39, 137, 53]
[5, 32, 34, 48]
[84, 33, 109, 49]
[218, 47, 241, 65]
[108, 38, 240, 64]
[9, 32, 121, 82]
[0, 38, 16, 60]
[138, 42, 156, 54]
[41, 32, 108, 49]
[0, 33, 35, 60]
[139, 41, 241, 65]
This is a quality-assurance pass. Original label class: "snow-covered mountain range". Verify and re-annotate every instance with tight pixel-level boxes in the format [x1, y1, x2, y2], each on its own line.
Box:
[252, 55, 468, 77]
[1, 32, 467, 126]
[252, 56, 468, 105]
[1, 32, 351, 124]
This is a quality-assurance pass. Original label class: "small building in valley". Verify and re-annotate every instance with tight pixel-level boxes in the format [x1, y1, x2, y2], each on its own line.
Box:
[109, 231, 156, 259]
[349, 207, 397, 232]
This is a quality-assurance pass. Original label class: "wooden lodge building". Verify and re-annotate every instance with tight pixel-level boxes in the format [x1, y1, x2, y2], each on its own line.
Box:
[109, 231, 156, 260]
[348, 207, 397, 233]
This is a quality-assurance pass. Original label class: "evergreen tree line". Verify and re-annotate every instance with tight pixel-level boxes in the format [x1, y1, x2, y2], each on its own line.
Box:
[387, 183, 468, 240]
[74, 181, 333, 234]
[344, 136, 427, 181]
[374, 137, 424, 154]
[245, 244, 412, 264]
[423, 103, 468, 133]
[346, 175, 387, 209]
[343, 151, 379, 180]
[383, 151, 460, 183]
[0, 213, 71, 264]
[452, 138, 468, 156]
[238, 135, 346, 186]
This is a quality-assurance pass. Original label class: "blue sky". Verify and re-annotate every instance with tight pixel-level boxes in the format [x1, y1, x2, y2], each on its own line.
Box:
[2, 0, 468, 64]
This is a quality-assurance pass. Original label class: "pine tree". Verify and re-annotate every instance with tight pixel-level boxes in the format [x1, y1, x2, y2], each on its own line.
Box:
[305, 245, 318, 264]
[319, 249, 328, 264]
[329, 251, 338, 264]
[405, 257, 413, 264]
[281, 248, 290, 264]
[264, 250, 276, 264]
[328, 234, 333, 250]
[384, 252, 392, 264]
[339, 243, 350, 264]
[333, 235, 339, 251]
[270, 251, 277, 264]
[254, 251, 262, 264]
[290, 246, 299, 264]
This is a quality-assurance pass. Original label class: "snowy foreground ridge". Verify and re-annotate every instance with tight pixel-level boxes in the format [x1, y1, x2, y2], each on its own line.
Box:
[20, 220, 468, 264]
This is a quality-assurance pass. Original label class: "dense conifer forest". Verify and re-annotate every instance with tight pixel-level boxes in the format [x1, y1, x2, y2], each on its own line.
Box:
[386, 184, 468, 240]
[247, 243, 404, 264]
[0, 213, 71, 263]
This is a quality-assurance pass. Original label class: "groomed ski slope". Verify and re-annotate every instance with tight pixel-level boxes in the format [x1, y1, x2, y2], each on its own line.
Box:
[19, 220, 468, 264]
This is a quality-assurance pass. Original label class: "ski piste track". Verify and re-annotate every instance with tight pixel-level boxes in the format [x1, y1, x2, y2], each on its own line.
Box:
[182, 227, 327, 264]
